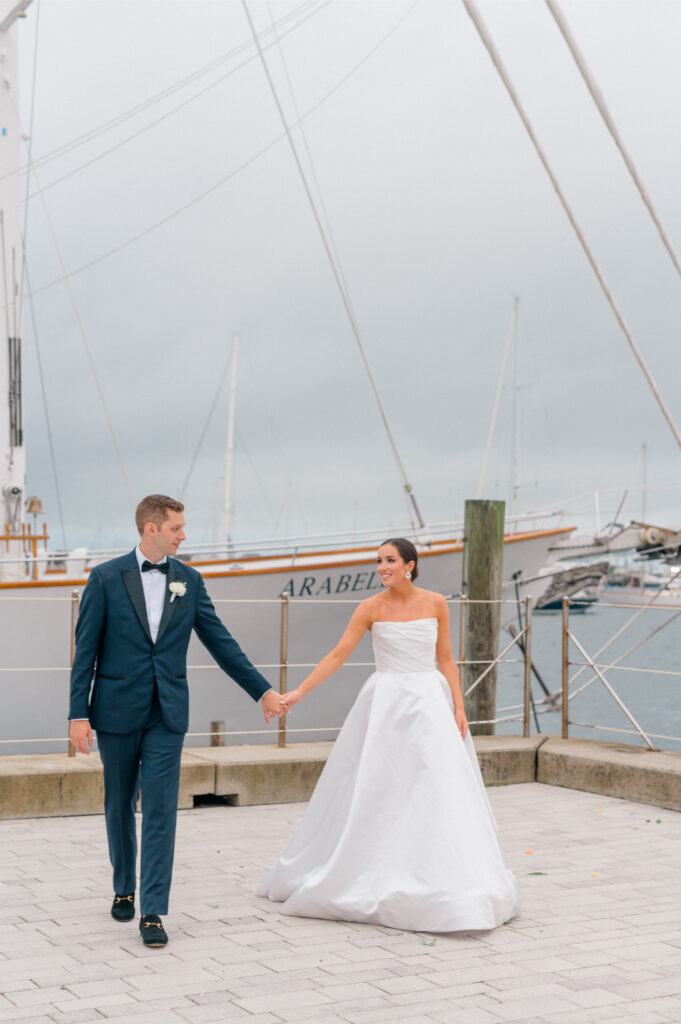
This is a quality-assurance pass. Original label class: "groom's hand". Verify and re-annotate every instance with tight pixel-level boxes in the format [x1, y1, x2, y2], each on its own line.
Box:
[261, 689, 283, 723]
[69, 719, 93, 755]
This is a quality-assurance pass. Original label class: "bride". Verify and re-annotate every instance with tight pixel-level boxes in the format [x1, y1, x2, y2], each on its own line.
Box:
[257, 538, 519, 932]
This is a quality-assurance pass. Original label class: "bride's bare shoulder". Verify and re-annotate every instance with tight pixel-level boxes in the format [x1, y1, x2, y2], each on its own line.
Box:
[357, 594, 386, 625]
[419, 589, 448, 615]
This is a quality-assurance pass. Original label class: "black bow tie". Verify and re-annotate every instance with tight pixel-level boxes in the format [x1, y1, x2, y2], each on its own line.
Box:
[142, 560, 169, 575]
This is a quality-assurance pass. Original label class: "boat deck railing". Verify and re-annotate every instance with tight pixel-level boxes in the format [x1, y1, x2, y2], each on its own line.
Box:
[0, 510, 566, 574]
[1, 591, 679, 753]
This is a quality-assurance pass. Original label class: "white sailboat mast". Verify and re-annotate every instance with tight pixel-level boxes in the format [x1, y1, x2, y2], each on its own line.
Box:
[510, 299, 520, 529]
[0, 0, 30, 535]
[221, 332, 239, 549]
[641, 442, 647, 523]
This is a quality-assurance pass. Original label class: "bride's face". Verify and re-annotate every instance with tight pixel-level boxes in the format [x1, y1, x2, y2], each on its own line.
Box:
[377, 544, 411, 587]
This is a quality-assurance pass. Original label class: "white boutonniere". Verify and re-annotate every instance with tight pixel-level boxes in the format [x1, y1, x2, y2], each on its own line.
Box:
[169, 580, 187, 603]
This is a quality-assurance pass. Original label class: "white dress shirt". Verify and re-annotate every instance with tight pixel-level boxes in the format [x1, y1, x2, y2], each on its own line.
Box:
[136, 545, 168, 643]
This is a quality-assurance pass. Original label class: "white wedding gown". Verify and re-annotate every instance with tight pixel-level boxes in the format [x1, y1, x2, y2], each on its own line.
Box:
[257, 618, 519, 932]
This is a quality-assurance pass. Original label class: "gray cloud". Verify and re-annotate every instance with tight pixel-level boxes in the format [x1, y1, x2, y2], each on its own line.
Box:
[18, 0, 681, 551]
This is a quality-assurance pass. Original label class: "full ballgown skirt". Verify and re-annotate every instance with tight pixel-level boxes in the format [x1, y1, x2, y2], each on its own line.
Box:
[257, 618, 519, 932]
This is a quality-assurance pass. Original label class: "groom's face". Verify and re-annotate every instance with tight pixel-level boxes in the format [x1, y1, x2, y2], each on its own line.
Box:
[150, 510, 186, 558]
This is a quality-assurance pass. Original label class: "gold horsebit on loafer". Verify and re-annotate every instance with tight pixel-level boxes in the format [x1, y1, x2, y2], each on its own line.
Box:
[143, 920, 163, 929]
[114, 895, 134, 904]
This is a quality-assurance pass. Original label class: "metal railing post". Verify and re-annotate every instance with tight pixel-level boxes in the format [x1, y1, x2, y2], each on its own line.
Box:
[562, 596, 569, 739]
[522, 595, 532, 737]
[68, 590, 80, 756]
[279, 593, 289, 749]
[210, 721, 225, 746]
[458, 595, 467, 676]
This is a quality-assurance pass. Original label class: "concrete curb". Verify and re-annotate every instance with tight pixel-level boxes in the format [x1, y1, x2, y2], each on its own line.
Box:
[537, 736, 681, 812]
[1, 734, 679, 819]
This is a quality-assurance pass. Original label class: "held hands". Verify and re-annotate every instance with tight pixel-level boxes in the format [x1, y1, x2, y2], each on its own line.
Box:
[280, 688, 303, 714]
[69, 720, 93, 755]
[261, 689, 286, 724]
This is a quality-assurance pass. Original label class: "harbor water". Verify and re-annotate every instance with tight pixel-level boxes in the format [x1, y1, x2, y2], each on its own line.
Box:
[497, 603, 681, 752]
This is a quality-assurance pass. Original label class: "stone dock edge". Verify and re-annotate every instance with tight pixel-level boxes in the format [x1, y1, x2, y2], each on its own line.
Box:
[1, 735, 680, 820]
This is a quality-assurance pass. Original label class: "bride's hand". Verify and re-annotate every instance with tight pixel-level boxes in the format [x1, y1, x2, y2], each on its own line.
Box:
[280, 688, 303, 713]
[455, 705, 468, 739]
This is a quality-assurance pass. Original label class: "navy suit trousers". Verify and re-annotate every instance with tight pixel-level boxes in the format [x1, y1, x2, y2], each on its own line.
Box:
[97, 687, 184, 916]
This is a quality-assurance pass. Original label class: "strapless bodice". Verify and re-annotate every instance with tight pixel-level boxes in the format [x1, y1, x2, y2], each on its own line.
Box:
[371, 618, 438, 673]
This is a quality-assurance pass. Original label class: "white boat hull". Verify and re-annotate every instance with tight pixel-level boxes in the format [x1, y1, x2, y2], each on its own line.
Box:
[0, 527, 572, 754]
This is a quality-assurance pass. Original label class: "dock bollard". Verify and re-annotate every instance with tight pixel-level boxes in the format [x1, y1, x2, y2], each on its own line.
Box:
[279, 593, 289, 749]
[68, 590, 80, 757]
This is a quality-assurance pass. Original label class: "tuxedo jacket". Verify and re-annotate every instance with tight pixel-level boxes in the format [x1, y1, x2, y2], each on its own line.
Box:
[69, 549, 271, 734]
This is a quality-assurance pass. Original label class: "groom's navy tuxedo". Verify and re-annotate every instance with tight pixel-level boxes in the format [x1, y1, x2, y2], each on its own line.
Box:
[69, 548, 271, 915]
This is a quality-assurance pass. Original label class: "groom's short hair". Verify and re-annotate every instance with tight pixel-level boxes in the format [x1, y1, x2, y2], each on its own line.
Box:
[135, 494, 184, 534]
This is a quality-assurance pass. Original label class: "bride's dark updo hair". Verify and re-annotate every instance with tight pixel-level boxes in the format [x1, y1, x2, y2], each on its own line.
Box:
[380, 537, 419, 581]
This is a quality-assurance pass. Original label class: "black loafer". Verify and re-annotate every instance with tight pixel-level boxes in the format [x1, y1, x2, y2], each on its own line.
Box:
[139, 914, 168, 947]
[111, 893, 135, 922]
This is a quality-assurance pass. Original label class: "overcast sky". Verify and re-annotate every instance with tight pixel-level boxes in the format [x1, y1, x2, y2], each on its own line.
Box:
[14, 0, 681, 550]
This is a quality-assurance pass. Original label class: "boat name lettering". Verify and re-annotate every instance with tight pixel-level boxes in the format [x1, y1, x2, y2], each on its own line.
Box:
[280, 570, 382, 598]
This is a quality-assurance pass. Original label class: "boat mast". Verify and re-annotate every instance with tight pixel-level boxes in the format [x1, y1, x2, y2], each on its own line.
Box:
[0, 1, 31, 552]
[221, 332, 239, 550]
[510, 298, 520, 530]
[641, 442, 647, 522]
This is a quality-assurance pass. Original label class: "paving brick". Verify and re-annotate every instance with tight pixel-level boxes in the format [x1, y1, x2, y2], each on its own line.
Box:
[0, 785, 678, 1024]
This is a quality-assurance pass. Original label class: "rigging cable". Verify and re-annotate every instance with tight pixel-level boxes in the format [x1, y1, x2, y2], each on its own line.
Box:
[476, 296, 517, 498]
[19, 0, 68, 549]
[462, 0, 681, 456]
[8, 0, 428, 312]
[266, 0, 349, 318]
[3, 0, 328, 183]
[179, 348, 281, 535]
[242, 0, 428, 530]
[179, 354, 232, 499]
[545, 0, 681, 286]
[240, 340, 310, 534]
[261, 2, 409, 536]
[33, 163, 134, 502]
[23, 0, 333, 201]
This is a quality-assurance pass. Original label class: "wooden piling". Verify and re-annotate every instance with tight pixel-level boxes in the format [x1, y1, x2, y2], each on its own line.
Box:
[462, 499, 505, 735]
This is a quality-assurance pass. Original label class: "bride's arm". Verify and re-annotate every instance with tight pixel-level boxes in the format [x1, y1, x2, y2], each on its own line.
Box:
[434, 595, 469, 739]
[281, 602, 374, 709]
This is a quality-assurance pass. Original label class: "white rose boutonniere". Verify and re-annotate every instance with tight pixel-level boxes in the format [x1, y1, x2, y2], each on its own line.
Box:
[169, 580, 187, 603]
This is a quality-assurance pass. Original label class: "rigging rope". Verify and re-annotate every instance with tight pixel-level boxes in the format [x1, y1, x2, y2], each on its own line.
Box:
[242, 0, 428, 530]
[7, 1, 427, 312]
[34, 163, 134, 502]
[3, 0, 329, 184]
[462, 0, 681, 456]
[545, 0, 681, 285]
[179, 354, 231, 500]
[19, 1, 68, 550]
[477, 296, 517, 498]
[266, 0, 351, 322]
[22, 0, 333, 202]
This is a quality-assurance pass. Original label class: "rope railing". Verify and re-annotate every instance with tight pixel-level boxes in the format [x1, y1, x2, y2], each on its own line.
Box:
[2, 592, 680, 752]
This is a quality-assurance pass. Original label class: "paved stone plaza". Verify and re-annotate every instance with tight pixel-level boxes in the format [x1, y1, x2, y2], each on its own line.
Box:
[1, 781, 680, 1024]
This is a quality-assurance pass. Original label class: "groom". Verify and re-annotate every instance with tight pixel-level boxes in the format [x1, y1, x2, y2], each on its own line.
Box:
[69, 494, 282, 947]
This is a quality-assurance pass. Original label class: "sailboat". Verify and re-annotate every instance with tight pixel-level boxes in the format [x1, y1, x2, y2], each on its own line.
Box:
[0, 1, 580, 754]
[4, 3, 681, 754]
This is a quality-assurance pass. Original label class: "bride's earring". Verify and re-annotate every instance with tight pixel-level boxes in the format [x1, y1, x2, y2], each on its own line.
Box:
[405, 570, 412, 580]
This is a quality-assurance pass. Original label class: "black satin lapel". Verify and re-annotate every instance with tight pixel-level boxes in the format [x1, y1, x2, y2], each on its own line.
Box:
[155, 559, 177, 645]
[122, 568, 153, 643]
